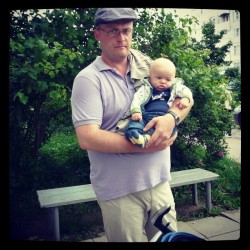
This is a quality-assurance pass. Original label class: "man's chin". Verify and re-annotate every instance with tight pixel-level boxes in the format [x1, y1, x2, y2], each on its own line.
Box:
[115, 49, 129, 59]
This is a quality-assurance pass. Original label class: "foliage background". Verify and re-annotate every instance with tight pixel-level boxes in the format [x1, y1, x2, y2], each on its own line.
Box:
[9, 8, 241, 240]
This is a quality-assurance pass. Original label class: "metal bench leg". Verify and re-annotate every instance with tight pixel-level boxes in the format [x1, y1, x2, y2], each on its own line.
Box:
[192, 183, 198, 206]
[47, 207, 60, 241]
[206, 181, 212, 211]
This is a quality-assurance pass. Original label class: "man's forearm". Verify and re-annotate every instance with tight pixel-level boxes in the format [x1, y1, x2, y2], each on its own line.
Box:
[76, 124, 170, 154]
[75, 125, 138, 153]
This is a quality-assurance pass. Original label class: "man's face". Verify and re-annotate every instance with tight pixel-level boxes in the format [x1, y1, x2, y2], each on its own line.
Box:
[94, 20, 133, 62]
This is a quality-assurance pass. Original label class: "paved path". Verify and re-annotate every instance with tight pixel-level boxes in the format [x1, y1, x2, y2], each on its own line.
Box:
[225, 127, 241, 163]
[82, 209, 240, 242]
[83, 210, 240, 242]
[177, 209, 240, 241]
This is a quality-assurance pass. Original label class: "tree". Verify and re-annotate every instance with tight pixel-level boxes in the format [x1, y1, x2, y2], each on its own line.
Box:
[132, 9, 230, 167]
[9, 9, 99, 238]
[194, 20, 232, 67]
[224, 67, 241, 104]
[9, 9, 98, 159]
[9, 8, 232, 171]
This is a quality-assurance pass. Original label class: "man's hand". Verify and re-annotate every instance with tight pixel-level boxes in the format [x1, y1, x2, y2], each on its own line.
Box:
[142, 97, 194, 149]
[143, 115, 176, 148]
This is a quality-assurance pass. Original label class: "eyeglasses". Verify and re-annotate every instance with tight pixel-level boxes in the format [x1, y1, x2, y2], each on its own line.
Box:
[97, 27, 133, 37]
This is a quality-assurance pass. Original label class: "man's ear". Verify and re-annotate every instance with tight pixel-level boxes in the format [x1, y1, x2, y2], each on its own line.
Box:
[93, 29, 101, 41]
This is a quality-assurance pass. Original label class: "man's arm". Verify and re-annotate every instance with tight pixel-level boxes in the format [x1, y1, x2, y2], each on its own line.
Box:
[75, 97, 193, 152]
[75, 123, 174, 153]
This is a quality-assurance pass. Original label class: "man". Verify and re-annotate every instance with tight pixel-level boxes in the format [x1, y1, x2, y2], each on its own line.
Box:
[71, 8, 194, 242]
[224, 86, 233, 137]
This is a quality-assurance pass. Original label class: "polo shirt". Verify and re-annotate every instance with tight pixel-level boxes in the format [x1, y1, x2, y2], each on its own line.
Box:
[71, 49, 172, 201]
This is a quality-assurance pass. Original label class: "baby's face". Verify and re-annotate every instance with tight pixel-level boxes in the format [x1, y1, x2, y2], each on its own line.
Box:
[149, 66, 175, 91]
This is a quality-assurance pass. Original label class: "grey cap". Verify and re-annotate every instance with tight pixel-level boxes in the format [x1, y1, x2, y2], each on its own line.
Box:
[94, 8, 138, 26]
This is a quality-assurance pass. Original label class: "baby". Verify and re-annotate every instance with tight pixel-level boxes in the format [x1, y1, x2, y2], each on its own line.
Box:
[125, 58, 193, 148]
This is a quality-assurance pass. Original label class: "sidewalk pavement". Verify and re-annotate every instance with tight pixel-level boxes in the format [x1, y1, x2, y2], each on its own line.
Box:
[225, 127, 241, 163]
[83, 127, 241, 242]
[82, 209, 240, 242]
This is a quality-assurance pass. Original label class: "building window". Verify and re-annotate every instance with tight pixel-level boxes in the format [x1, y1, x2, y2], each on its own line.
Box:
[234, 28, 240, 37]
[218, 13, 229, 23]
[235, 10, 240, 21]
[222, 14, 229, 22]
[234, 45, 240, 55]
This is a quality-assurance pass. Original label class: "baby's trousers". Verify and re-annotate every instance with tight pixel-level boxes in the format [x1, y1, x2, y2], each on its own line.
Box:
[97, 181, 177, 242]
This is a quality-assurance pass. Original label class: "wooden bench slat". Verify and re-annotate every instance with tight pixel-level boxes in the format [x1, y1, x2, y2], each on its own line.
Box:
[37, 184, 96, 208]
[170, 168, 219, 178]
[38, 191, 97, 207]
[37, 168, 219, 208]
[37, 184, 93, 198]
[170, 169, 219, 187]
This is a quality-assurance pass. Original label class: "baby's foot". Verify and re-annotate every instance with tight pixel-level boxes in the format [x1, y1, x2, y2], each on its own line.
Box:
[129, 130, 151, 148]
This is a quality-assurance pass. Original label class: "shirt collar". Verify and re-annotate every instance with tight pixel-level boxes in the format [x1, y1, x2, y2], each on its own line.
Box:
[95, 56, 131, 75]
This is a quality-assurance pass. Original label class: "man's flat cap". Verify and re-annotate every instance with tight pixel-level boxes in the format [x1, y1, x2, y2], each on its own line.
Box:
[94, 8, 138, 26]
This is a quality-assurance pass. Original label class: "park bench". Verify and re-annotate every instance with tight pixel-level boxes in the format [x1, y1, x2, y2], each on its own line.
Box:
[37, 168, 219, 241]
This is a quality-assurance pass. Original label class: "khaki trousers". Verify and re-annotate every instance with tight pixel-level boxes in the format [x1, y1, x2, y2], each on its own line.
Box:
[97, 181, 177, 242]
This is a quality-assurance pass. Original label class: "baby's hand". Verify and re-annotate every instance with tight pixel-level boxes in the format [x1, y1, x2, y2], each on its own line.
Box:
[177, 97, 190, 109]
[131, 112, 142, 122]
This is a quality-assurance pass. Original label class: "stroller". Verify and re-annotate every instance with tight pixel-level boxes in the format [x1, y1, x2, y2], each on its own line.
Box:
[150, 205, 206, 242]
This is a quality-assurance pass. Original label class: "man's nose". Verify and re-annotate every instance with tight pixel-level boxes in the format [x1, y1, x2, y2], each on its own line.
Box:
[117, 31, 126, 39]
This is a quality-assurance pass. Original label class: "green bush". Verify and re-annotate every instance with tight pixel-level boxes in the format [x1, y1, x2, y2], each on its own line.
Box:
[37, 130, 90, 189]
[173, 154, 240, 222]
[211, 157, 241, 209]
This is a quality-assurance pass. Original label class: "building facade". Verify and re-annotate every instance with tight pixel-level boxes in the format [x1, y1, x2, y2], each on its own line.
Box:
[165, 9, 241, 72]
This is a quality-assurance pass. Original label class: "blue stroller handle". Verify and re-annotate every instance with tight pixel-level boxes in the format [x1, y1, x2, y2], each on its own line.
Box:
[150, 205, 205, 242]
